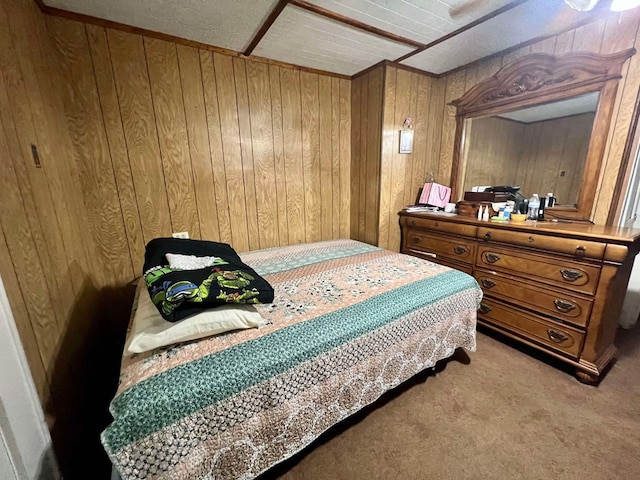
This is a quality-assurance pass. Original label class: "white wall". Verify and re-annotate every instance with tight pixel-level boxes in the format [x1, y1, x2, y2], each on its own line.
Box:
[0, 275, 59, 479]
[619, 135, 640, 329]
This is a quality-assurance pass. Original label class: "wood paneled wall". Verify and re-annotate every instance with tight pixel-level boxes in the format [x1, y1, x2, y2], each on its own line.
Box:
[517, 113, 594, 205]
[463, 113, 594, 205]
[462, 116, 524, 191]
[378, 66, 445, 251]
[350, 66, 384, 245]
[47, 16, 352, 268]
[0, 0, 132, 477]
[438, 8, 640, 223]
[350, 65, 444, 251]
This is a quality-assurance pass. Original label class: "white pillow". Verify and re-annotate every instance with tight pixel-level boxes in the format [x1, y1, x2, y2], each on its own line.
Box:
[125, 285, 266, 354]
[165, 253, 224, 270]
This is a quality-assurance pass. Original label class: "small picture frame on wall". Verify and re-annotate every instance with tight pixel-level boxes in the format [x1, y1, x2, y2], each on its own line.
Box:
[399, 129, 413, 154]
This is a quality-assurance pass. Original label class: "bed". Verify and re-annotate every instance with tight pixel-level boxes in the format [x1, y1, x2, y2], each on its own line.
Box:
[102, 239, 481, 479]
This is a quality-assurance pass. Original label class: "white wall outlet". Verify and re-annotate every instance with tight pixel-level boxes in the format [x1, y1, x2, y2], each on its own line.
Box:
[172, 231, 189, 239]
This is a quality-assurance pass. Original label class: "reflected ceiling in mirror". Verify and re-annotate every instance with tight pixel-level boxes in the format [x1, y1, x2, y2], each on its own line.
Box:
[461, 92, 599, 206]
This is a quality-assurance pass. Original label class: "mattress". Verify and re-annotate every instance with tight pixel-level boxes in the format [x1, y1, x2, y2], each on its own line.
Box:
[102, 239, 481, 479]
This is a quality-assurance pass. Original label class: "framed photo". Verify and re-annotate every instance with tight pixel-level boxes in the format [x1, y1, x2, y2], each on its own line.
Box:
[399, 129, 413, 154]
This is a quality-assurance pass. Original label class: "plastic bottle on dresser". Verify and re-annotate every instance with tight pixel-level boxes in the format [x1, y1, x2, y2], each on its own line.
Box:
[546, 192, 556, 207]
[482, 205, 489, 221]
[527, 194, 540, 220]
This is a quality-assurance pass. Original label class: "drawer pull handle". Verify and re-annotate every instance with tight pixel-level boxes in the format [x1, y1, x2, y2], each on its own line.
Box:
[435, 221, 439, 227]
[554, 299, 577, 313]
[454, 245, 468, 255]
[547, 329, 569, 344]
[527, 236, 534, 243]
[410, 219, 416, 226]
[479, 303, 492, 314]
[484, 252, 501, 263]
[484, 232, 492, 240]
[575, 246, 586, 257]
[410, 236, 421, 245]
[560, 269, 583, 282]
[481, 278, 496, 289]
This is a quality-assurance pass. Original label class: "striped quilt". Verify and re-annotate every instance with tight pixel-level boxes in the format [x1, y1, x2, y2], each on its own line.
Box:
[103, 239, 481, 479]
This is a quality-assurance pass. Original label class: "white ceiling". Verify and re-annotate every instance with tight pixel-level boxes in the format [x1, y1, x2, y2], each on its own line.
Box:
[42, 0, 616, 77]
[496, 91, 599, 123]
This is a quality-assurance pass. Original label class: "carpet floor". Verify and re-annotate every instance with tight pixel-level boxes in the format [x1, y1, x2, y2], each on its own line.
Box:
[261, 324, 640, 480]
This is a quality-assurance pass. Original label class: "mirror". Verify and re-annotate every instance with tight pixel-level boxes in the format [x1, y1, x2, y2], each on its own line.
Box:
[460, 92, 599, 208]
[450, 49, 636, 221]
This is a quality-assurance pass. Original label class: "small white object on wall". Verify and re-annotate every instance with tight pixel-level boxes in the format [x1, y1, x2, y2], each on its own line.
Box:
[399, 129, 414, 153]
[399, 118, 414, 154]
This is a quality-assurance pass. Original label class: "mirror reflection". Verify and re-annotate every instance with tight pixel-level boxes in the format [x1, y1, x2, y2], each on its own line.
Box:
[460, 92, 599, 207]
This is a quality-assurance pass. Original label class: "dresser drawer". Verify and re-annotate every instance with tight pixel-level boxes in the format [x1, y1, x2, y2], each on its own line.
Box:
[476, 245, 600, 295]
[479, 298, 585, 359]
[402, 216, 477, 238]
[478, 227, 606, 260]
[405, 230, 476, 265]
[424, 254, 474, 274]
[475, 270, 592, 328]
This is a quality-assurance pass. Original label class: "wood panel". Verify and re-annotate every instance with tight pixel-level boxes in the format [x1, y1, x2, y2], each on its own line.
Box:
[0, 87, 60, 383]
[319, 75, 333, 241]
[145, 37, 201, 239]
[177, 44, 220, 242]
[50, 17, 349, 257]
[437, 11, 640, 224]
[331, 77, 341, 239]
[280, 68, 306, 245]
[246, 60, 279, 248]
[47, 17, 134, 285]
[0, 0, 84, 327]
[108, 29, 173, 241]
[301, 72, 321, 243]
[386, 69, 414, 252]
[350, 74, 363, 238]
[269, 64, 289, 245]
[200, 50, 233, 244]
[464, 117, 523, 192]
[365, 68, 384, 246]
[353, 65, 444, 250]
[351, 66, 382, 245]
[339, 78, 351, 239]
[233, 57, 260, 251]
[515, 114, 594, 204]
[378, 66, 397, 250]
[86, 24, 146, 272]
[0, 0, 124, 477]
[214, 52, 251, 251]
[357, 72, 368, 241]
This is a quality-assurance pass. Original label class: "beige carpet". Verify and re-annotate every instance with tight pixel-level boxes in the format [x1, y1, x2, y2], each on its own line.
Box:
[261, 324, 640, 480]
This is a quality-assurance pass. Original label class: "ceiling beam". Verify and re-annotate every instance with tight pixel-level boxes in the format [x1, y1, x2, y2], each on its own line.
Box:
[289, 0, 425, 48]
[394, 0, 530, 63]
[243, 0, 290, 56]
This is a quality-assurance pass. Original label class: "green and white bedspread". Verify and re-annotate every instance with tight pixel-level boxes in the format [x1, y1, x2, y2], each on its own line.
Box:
[103, 239, 481, 479]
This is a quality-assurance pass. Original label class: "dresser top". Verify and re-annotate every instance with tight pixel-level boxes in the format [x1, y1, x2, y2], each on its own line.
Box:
[399, 210, 640, 245]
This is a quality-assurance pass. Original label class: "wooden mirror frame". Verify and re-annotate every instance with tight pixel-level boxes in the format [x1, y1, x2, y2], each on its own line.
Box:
[450, 48, 636, 221]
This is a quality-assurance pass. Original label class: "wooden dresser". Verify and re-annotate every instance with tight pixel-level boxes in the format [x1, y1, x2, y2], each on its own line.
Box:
[399, 210, 640, 383]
